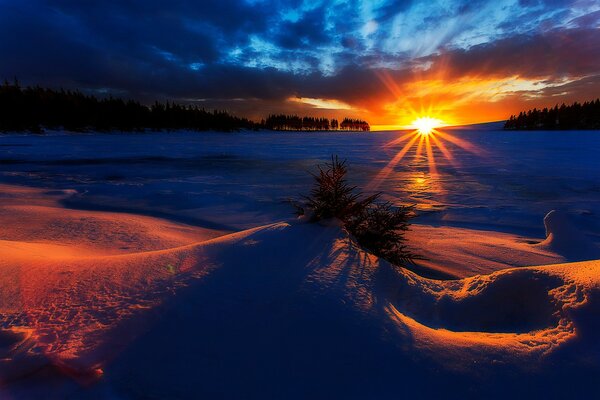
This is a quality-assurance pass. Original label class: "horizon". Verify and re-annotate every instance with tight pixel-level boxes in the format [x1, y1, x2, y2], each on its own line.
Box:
[1, 79, 593, 131]
[1, 0, 599, 130]
[2, 2, 600, 396]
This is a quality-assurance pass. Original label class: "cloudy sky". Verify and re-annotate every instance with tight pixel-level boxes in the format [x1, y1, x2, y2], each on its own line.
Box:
[1, 0, 599, 128]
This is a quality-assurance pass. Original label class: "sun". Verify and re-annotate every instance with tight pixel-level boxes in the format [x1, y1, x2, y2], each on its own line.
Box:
[412, 117, 443, 135]
[367, 116, 484, 192]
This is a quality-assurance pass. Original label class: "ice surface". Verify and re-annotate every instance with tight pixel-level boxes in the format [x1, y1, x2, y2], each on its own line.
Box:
[1, 129, 600, 238]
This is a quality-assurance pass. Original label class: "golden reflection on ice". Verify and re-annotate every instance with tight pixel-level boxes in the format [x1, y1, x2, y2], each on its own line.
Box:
[367, 128, 483, 192]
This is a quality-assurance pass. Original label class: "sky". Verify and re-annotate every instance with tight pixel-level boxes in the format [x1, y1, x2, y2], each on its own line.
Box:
[1, 0, 599, 129]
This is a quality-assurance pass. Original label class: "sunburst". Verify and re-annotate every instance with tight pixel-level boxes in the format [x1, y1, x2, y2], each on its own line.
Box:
[413, 117, 442, 135]
[367, 123, 484, 192]
[369, 70, 486, 193]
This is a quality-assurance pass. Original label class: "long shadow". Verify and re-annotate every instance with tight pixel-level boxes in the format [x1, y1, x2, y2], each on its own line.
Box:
[59, 197, 237, 232]
[76, 223, 461, 399]
[402, 260, 458, 280]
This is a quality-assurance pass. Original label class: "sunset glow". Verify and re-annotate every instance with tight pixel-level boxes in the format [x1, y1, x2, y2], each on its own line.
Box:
[2, 1, 598, 127]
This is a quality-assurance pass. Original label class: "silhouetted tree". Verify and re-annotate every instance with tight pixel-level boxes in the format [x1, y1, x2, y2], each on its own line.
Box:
[340, 117, 370, 131]
[0, 81, 258, 132]
[0, 82, 372, 133]
[504, 99, 600, 130]
[264, 114, 369, 131]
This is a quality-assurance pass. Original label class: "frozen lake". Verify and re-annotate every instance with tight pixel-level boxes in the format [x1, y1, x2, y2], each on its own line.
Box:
[1, 128, 599, 240]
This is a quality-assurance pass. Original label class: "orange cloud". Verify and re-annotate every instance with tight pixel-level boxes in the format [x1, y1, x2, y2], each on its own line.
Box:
[367, 74, 586, 130]
[288, 97, 357, 110]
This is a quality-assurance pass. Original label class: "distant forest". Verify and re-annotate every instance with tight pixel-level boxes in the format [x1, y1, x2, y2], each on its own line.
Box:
[504, 99, 600, 130]
[0, 81, 370, 133]
[264, 114, 370, 131]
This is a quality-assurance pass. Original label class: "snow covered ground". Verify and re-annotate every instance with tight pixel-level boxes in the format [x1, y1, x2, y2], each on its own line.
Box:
[1, 128, 599, 237]
[0, 129, 599, 398]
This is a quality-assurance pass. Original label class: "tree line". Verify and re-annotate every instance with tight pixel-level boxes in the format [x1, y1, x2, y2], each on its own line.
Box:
[0, 81, 370, 133]
[264, 114, 370, 131]
[0, 81, 257, 132]
[504, 99, 600, 130]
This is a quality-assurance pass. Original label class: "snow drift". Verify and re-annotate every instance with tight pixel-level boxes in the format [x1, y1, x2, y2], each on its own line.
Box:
[536, 209, 600, 260]
[0, 185, 599, 398]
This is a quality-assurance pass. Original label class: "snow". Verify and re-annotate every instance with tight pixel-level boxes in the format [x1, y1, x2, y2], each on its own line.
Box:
[2, 210, 598, 398]
[536, 209, 600, 260]
[0, 129, 600, 398]
[406, 224, 566, 278]
[1, 129, 599, 237]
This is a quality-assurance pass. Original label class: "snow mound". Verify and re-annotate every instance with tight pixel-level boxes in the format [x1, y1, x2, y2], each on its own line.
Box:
[382, 267, 564, 333]
[406, 225, 565, 278]
[537, 210, 600, 260]
[0, 193, 599, 397]
[80, 221, 598, 398]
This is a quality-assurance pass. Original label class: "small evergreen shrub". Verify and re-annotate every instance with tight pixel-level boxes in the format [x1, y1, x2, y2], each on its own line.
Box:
[302, 156, 378, 221]
[347, 201, 416, 265]
[298, 155, 419, 265]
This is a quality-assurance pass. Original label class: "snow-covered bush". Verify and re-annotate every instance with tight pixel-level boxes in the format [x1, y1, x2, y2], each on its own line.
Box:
[298, 155, 418, 265]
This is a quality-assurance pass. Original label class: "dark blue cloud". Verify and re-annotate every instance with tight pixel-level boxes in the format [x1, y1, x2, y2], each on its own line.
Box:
[0, 0, 598, 114]
[273, 6, 331, 49]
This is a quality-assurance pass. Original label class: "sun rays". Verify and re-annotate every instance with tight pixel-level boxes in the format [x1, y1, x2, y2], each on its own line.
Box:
[374, 70, 458, 130]
[368, 70, 489, 194]
[367, 126, 484, 192]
